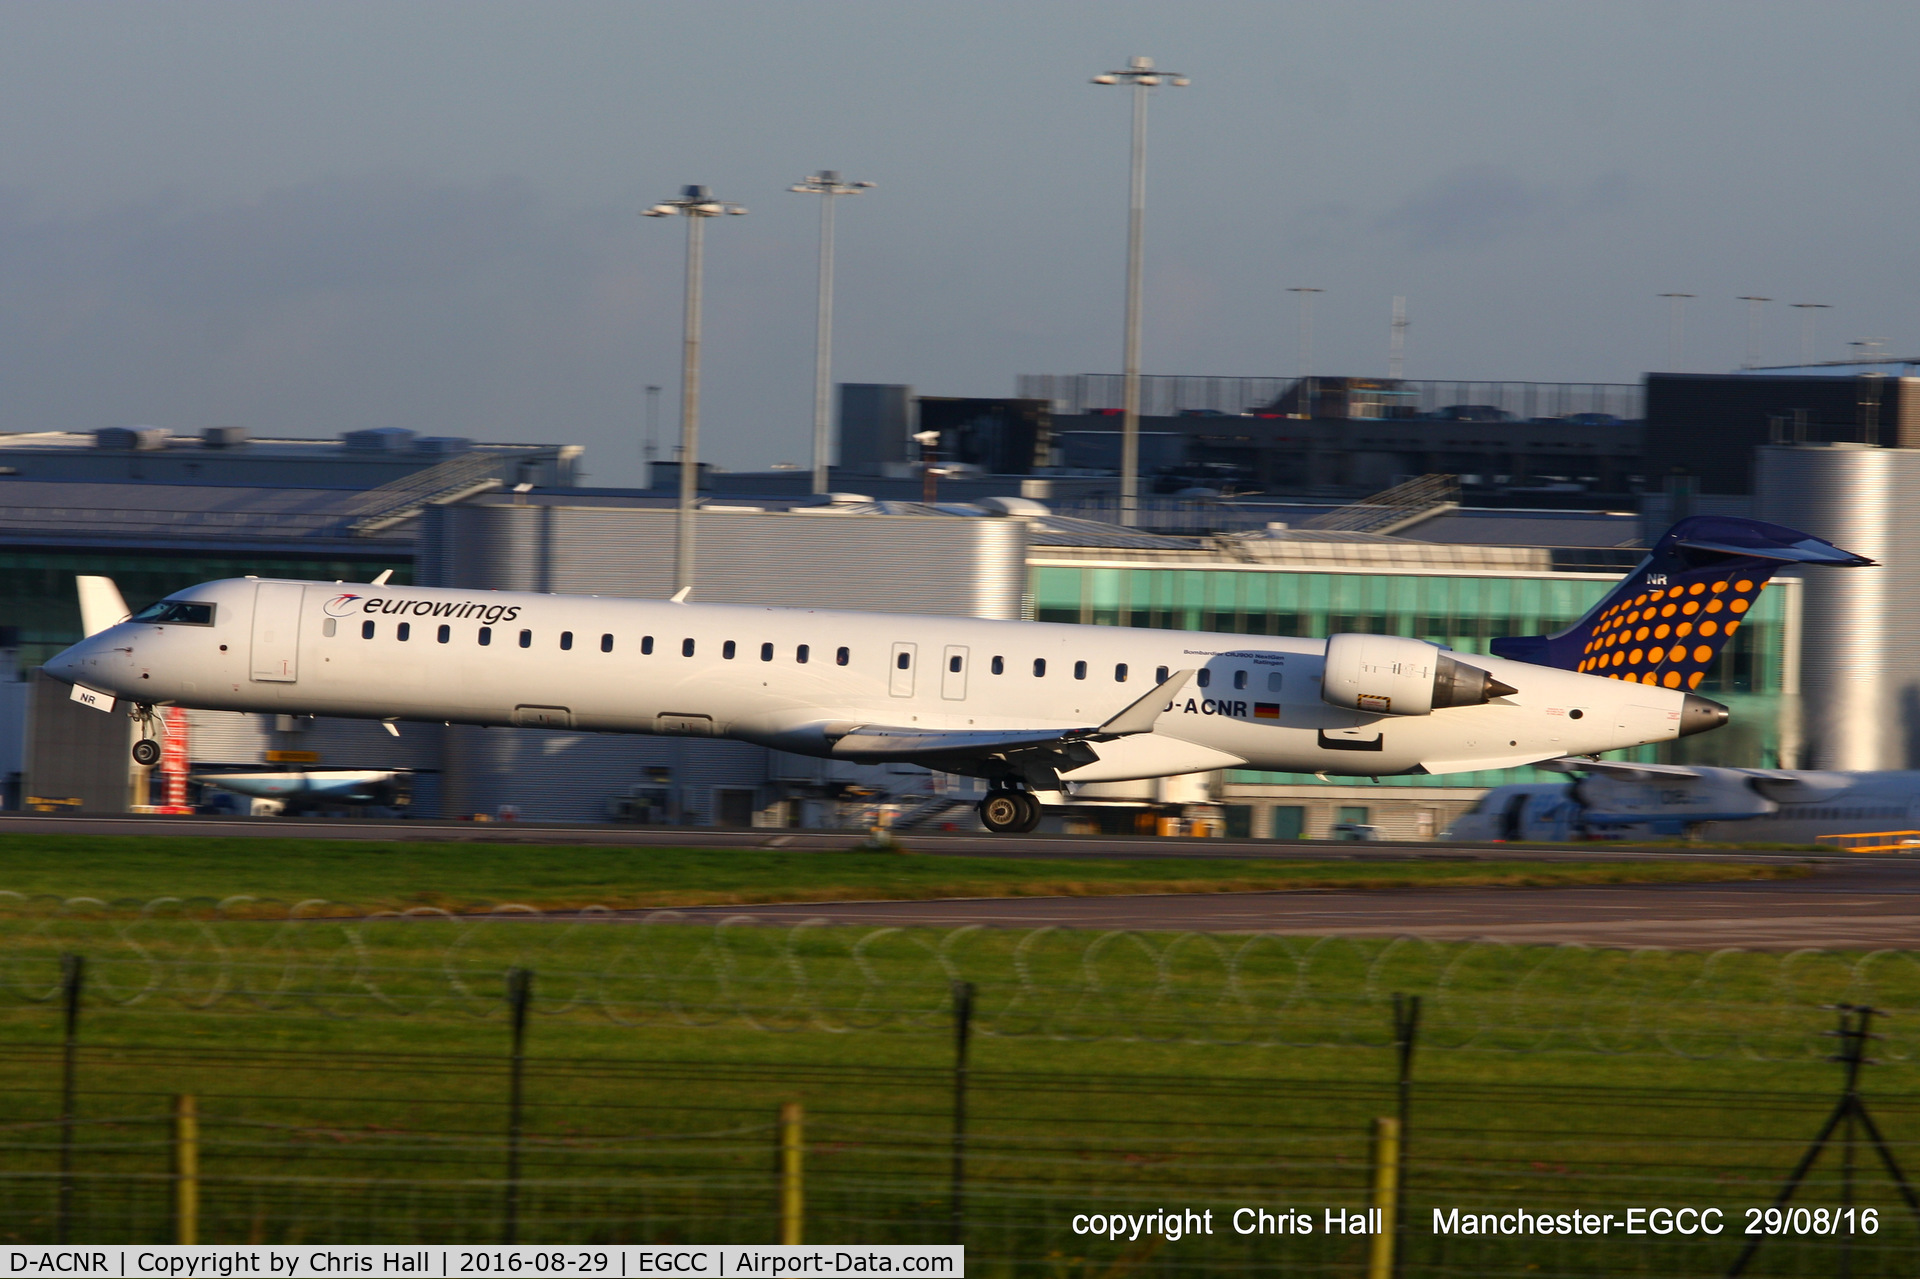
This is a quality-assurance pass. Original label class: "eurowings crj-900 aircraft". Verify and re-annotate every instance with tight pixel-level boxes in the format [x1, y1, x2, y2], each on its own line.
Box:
[44, 516, 1869, 833]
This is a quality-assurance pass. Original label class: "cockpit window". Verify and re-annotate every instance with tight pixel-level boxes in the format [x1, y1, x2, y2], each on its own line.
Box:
[130, 600, 215, 626]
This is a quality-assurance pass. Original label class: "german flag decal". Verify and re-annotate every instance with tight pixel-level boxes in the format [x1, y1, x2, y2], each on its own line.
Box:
[1253, 703, 1281, 720]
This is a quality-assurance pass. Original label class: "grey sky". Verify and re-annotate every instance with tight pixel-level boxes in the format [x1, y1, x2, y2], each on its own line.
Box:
[1, 1, 1915, 484]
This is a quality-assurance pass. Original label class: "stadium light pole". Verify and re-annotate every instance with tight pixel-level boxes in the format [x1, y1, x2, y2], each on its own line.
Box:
[790, 171, 875, 496]
[1092, 56, 1189, 526]
[1736, 297, 1771, 369]
[644, 185, 747, 594]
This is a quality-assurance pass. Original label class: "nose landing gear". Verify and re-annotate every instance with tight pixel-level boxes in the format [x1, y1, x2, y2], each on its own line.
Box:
[979, 789, 1043, 834]
[129, 702, 161, 767]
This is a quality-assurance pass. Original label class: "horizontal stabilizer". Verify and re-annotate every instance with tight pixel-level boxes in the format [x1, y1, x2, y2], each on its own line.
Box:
[1541, 756, 1704, 782]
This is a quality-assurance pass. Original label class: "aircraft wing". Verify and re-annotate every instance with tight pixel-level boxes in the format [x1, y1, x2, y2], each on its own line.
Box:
[1541, 756, 1706, 781]
[826, 669, 1196, 767]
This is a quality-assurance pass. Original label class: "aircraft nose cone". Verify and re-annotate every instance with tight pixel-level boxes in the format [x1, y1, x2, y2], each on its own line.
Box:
[42, 644, 85, 684]
[1678, 693, 1730, 738]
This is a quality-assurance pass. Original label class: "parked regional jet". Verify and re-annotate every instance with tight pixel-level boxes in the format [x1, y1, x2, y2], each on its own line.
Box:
[1446, 760, 1920, 844]
[44, 517, 1869, 833]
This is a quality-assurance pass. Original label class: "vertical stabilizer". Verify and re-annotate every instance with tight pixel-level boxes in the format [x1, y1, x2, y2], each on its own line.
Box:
[76, 576, 131, 638]
[1489, 517, 1871, 687]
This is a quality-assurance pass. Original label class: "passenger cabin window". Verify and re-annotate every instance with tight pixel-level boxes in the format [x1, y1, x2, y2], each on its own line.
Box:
[519, 630, 532, 649]
[1156, 666, 1169, 683]
[1074, 660, 1087, 680]
[437, 624, 450, 644]
[1115, 663, 1128, 682]
[836, 647, 849, 666]
[949, 654, 962, 673]
[1268, 672, 1282, 692]
[479, 627, 492, 646]
[991, 656, 1004, 675]
[1033, 658, 1047, 677]
[1233, 670, 1247, 690]
[601, 634, 614, 653]
[1197, 669, 1211, 688]
[560, 631, 573, 651]
[131, 600, 215, 626]
[897, 651, 911, 670]
[682, 638, 695, 657]
[362, 621, 375, 639]
[761, 643, 774, 661]
[797, 644, 810, 664]
[723, 640, 736, 659]
[396, 623, 411, 642]
[323, 618, 337, 637]
[641, 635, 654, 655]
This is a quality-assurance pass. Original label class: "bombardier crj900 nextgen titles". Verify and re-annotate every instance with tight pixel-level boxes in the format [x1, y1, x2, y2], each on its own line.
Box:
[45, 517, 1871, 833]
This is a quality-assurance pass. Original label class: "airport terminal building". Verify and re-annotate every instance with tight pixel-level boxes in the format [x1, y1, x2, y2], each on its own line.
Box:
[0, 375, 1902, 838]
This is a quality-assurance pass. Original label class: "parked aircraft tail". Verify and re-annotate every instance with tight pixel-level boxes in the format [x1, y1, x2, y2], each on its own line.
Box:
[1489, 516, 1871, 686]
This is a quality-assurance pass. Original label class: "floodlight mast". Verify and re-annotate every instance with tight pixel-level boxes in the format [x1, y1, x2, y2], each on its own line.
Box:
[643, 185, 747, 595]
[1092, 56, 1189, 527]
[790, 171, 875, 496]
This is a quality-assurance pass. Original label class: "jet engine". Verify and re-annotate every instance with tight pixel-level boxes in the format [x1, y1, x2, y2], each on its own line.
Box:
[1320, 633, 1517, 716]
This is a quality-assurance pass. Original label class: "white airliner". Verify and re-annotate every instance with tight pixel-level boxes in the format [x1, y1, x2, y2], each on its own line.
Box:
[44, 516, 1869, 833]
[1446, 760, 1920, 845]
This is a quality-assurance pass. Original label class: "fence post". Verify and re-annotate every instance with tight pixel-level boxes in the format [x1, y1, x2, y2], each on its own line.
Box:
[502, 967, 533, 1245]
[55, 954, 84, 1245]
[780, 1102, 804, 1245]
[950, 981, 975, 1245]
[1390, 993, 1420, 1279]
[1367, 1117, 1401, 1279]
[173, 1095, 198, 1245]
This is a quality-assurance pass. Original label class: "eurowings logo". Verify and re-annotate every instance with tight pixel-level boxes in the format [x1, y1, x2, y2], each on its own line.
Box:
[323, 593, 364, 618]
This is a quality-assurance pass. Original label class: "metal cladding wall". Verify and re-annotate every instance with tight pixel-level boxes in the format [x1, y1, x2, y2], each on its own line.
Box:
[1648, 374, 1920, 496]
[419, 502, 1029, 618]
[416, 501, 1030, 822]
[1756, 444, 1920, 770]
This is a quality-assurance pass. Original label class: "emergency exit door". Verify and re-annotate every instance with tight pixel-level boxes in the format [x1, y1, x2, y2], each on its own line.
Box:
[889, 642, 916, 697]
[250, 583, 303, 682]
[941, 645, 969, 700]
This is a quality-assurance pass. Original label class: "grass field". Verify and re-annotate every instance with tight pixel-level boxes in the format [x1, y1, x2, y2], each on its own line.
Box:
[0, 831, 1903, 1272]
[0, 831, 1810, 913]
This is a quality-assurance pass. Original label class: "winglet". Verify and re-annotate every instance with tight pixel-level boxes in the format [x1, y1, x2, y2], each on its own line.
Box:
[371, 569, 394, 586]
[76, 576, 131, 638]
[669, 586, 692, 603]
[1094, 669, 1194, 738]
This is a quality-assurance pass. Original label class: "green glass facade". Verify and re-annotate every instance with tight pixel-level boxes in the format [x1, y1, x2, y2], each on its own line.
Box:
[1031, 564, 1788, 786]
[5, 550, 412, 669]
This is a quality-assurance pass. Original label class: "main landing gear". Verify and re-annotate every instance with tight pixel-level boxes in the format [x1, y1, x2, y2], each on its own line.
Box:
[979, 789, 1043, 834]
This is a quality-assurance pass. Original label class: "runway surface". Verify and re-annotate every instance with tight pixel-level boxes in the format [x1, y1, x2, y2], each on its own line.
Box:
[8, 813, 1916, 949]
[639, 860, 1920, 950]
[0, 811, 1810, 864]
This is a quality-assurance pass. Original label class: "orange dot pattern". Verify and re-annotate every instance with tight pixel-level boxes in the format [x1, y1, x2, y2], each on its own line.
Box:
[1574, 574, 1764, 691]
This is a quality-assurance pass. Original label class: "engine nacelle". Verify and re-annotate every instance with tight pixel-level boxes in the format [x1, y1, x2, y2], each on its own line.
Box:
[1320, 633, 1516, 716]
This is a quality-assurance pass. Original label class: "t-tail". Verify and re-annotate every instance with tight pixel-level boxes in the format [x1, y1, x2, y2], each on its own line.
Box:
[1489, 516, 1873, 686]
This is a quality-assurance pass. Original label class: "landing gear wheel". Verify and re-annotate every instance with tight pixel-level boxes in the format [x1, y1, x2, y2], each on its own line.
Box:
[131, 738, 161, 767]
[1011, 790, 1043, 834]
[979, 791, 1026, 833]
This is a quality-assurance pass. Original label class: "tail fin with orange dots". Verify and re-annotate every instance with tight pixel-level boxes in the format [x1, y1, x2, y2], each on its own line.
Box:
[1489, 517, 1872, 687]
